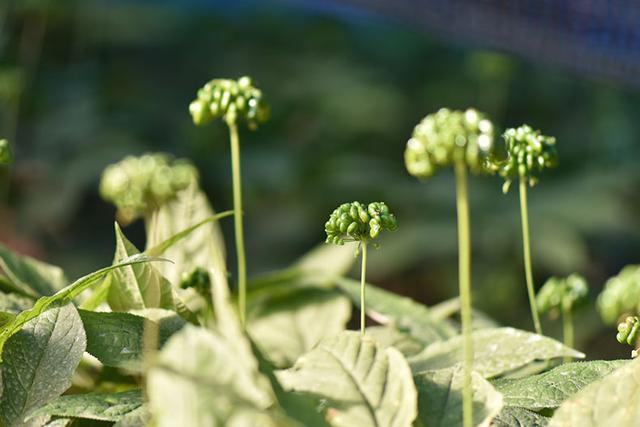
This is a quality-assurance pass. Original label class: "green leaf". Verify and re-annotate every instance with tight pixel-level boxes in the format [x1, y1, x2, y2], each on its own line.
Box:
[79, 309, 184, 370]
[277, 331, 418, 427]
[28, 389, 143, 422]
[108, 223, 174, 311]
[147, 325, 277, 426]
[295, 243, 358, 279]
[409, 328, 584, 378]
[491, 407, 549, 427]
[0, 242, 67, 298]
[0, 254, 164, 360]
[494, 360, 627, 410]
[248, 287, 351, 367]
[0, 303, 86, 427]
[0, 290, 33, 314]
[336, 277, 456, 344]
[365, 326, 425, 358]
[549, 358, 640, 426]
[113, 406, 150, 427]
[413, 366, 503, 427]
[145, 181, 229, 286]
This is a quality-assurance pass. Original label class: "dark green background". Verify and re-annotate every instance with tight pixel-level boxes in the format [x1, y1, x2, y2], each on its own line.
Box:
[2, 0, 639, 358]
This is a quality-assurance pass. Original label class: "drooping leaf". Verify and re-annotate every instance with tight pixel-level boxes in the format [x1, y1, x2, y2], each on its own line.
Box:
[409, 328, 584, 378]
[0, 242, 67, 298]
[147, 325, 276, 426]
[336, 277, 456, 344]
[491, 407, 549, 427]
[145, 181, 228, 286]
[549, 357, 640, 426]
[494, 360, 627, 410]
[366, 326, 425, 358]
[28, 389, 143, 422]
[277, 331, 418, 427]
[108, 223, 174, 311]
[79, 309, 184, 370]
[248, 287, 351, 367]
[0, 254, 163, 360]
[0, 303, 86, 427]
[414, 366, 503, 427]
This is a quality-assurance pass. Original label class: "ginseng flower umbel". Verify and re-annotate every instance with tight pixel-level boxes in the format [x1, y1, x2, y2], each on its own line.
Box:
[404, 108, 495, 179]
[189, 76, 269, 129]
[324, 201, 398, 246]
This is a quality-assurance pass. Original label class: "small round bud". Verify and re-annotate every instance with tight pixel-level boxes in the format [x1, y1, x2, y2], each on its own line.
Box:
[617, 316, 640, 346]
[325, 202, 398, 246]
[537, 273, 589, 316]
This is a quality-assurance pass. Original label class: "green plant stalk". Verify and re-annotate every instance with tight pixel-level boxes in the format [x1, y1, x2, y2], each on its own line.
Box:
[360, 241, 368, 336]
[454, 161, 473, 427]
[229, 122, 248, 328]
[519, 177, 543, 335]
[562, 298, 574, 362]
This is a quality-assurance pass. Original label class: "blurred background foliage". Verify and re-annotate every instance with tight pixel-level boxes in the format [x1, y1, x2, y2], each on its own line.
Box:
[1, 0, 640, 359]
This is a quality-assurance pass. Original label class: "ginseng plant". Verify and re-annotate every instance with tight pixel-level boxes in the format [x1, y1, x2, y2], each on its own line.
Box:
[536, 273, 588, 360]
[189, 76, 269, 327]
[404, 108, 495, 427]
[325, 201, 398, 335]
[492, 124, 557, 335]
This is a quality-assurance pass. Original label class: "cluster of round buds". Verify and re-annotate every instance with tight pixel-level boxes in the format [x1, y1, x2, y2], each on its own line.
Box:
[493, 125, 557, 193]
[189, 76, 269, 129]
[404, 108, 495, 179]
[325, 202, 398, 246]
[180, 267, 211, 299]
[0, 139, 12, 165]
[100, 153, 198, 223]
[597, 265, 640, 325]
[617, 316, 640, 348]
[536, 273, 589, 316]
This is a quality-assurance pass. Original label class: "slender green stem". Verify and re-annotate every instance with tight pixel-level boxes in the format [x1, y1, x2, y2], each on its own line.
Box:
[360, 241, 368, 336]
[562, 298, 574, 362]
[454, 161, 473, 427]
[229, 122, 247, 328]
[519, 177, 542, 335]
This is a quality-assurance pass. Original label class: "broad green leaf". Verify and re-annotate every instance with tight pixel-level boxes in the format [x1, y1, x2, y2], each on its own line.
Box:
[0, 303, 86, 427]
[409, 328, 584, 378]
[145, 181, 228, 286]
[491, 407, 549, 427]
[147, 325, 276, 426]
[248, 287, 351, 367]
[423, 297, 500, 330]
[336, 277, 456, 344]
[0, 312, 15, 329]
[113, 406, 150, 427]
[414, 366, 503, 427]
[295, 243, 358, 279]
[549, 357, 640, 426]
[494, 360, 627, 410]
[0, 242, 67, 298]
[108, 223, 174, 311]
[277, 331, 418, 427]
[43, 419, 73, 427]
[0, 291, 33, 314]
[0, 254, 163, 360]
[129, 308, 187, 344]
[366, 326, 424, 358]
[79, 309, 183, 370]
[28, 389, 143, 422]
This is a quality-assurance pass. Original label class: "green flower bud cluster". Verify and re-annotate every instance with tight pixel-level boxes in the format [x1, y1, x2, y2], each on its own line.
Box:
[0, 139, 12, 165]
[536, 273, 589, 316]
[189, 76, 268, 129]
[404, 108, 495, 179]
[180, 267, 211, 299]
[597, 265, 640, 325]
[494, 125, 557, 193]
[100, 153, 198, 223]
[617, 316, 640, 347]
[325, 202, 398, 246]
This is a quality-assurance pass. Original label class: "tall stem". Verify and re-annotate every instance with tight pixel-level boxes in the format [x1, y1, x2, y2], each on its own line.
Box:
[562, 298, 574, 362]
[360, 241, 368, 336]
[519, 178, 542, 335]
[454, 161, 473, 427]
[229, 122, 247, 328]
